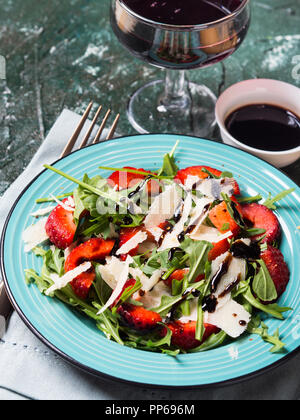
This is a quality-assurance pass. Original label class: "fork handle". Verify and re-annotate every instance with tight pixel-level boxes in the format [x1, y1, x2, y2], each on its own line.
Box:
[0, 281, 13, 319]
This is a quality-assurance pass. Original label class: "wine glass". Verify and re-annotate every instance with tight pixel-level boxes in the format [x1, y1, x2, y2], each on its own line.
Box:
[111, 0, 251, 136]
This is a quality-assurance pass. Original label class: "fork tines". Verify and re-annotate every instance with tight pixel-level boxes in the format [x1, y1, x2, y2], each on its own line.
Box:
[61, 102, 120, 158]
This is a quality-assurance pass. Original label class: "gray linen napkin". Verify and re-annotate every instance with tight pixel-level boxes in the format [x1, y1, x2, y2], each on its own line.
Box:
[0, 110, 299, 400]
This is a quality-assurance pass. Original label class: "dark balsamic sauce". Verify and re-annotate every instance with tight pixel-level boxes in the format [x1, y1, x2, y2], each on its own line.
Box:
[168, 247, 182, 261]
[202, 295, 218, 313]
[210, 254, 233, 293]
[128, 175, 152, 199]
[177, 231, 185, 243]
[158, 223, 174, 247]
[165, 287, 200, 322]
[219, 274, 241, 298]
[230, 240, 261, 260]
[225, 104, 300, 152]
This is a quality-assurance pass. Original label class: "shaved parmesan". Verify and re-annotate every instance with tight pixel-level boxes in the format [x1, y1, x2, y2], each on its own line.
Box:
[147, 226, 164, 243]
[98, 256, 125, 289]
[189, 225, 232, 243]
[187, 197, 212, 232]
[138, 281, 172, 309]
[45, 262, 92, 295]
[184, 175, 201, 191]
[158, 194, 193, 251]
[129, 266, 163, 292]
[22, 217, 49, 252]
[144, 184, 182, 229]
[185, 175, 235, 199]
[30, 206, 55, 217]
[116, 231, 148, 256]
[210, 252, 246, 298]
[50, 194, 74, 212]
[97, 258, 130, 315]
[204, 299, 251, 338]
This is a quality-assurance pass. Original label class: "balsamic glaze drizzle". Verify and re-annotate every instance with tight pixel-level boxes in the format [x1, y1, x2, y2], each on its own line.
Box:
[128, 175, 152, 199]
[230, 240, 260, 260]
[210, 254, 233, 293]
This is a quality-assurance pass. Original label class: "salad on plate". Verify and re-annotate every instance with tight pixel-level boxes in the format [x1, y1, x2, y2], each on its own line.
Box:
[23, 142, 294, 356]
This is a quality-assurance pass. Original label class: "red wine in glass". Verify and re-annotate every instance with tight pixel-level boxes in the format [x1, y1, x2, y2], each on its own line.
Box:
[111, 0, 251, 135]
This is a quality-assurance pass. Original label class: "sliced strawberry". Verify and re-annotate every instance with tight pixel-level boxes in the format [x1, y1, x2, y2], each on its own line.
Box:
[107, 166, 160, 196]
[163, 321, 219, 350]
[65, 238, 115, 299]
[111, 278, 137, 308]
[164, 269, 205, 288]
[241, 203, 281, 244]
[117, 303, 162, 331]
[118, 226, 144, 261]
[208, 238, 230, 261]
[208, 197, 243, 237]
[260, 245, 290, 301]
[175, 165, 240, 195]
[45, 198, 76, 249]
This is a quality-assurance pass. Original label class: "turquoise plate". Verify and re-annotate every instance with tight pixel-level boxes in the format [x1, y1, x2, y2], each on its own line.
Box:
[1, 134, 300, 388]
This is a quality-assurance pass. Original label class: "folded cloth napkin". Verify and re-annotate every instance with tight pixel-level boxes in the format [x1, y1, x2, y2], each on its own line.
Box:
[0, 110, 300, 400]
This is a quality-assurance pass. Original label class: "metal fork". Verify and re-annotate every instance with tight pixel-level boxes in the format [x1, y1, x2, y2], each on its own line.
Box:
[0, 103, 120, 325]
[61, 102, 120, 157]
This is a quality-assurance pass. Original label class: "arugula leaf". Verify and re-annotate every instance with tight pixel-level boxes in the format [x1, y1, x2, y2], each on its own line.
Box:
[252, 259, 278, 302]
[244, 227, 266, 237]
[243, 286, 291, 319]
[36, 192, 73, 204]
[221, 192, 245, 228]
[195, 298, 205, 341]
[237, 194, 263, 204]
[263, 188, 295, 210]
[247, 315, 286, 353]
[181, 238, 213, 284]
[188, 331, 227, 353]
[157, 141, 179, 177]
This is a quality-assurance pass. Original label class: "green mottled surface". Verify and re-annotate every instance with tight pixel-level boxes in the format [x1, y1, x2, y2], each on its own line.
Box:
[0, 0, 299, 196]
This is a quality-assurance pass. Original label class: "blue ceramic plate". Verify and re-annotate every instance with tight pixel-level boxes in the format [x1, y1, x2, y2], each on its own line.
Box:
[1, 134, 300, 388]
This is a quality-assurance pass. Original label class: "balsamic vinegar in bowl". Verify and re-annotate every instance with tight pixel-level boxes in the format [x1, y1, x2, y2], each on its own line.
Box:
[225, 104, 300, 152]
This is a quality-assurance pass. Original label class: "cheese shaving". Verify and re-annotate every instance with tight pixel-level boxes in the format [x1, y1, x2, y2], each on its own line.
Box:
[22, 217, 49, 252]
[45, 262, 92, 295]
[116, 231, 148, 256]
[144, 184, 182, 229]
[30, 206, 55, 217]
[97, 258, 130, 315]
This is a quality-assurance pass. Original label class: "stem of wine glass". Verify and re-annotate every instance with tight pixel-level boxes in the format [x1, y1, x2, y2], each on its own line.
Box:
[159, 69, 191, 112]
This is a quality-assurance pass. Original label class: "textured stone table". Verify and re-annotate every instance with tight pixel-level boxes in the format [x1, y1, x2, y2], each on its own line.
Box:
[0, 0, 299, 400]
[0, 0, 299, 196]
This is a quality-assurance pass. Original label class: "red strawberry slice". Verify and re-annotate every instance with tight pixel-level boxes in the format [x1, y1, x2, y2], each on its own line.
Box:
[164, 269, 204, 288]
[208, 197, 243, 237]
[163, 321, 219, 350]
[111, 278, 137, 308]
[175, 165, 240, 195]
[208, 238, 230, 261]
[117, 303, 162, 331]
[107, 166, 160, 195]
[65, 238, 115, 299]
[260, 245, 290, 301]
[45, 198, 76, 249]
[118, 226, 145, 261]
[241, 203, 281, 244]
